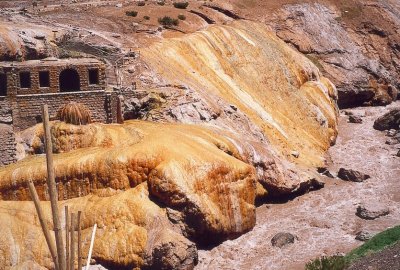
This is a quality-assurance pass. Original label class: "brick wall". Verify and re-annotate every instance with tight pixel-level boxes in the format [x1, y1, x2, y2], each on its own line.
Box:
[13, 90, 111, 131]
[0, 97, 15, 166]
[14, 63, 106, 95]
[0, 124, 16, 166]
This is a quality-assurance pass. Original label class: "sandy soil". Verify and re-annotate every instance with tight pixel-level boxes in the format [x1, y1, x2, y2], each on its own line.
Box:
[196, 101, 400, 270]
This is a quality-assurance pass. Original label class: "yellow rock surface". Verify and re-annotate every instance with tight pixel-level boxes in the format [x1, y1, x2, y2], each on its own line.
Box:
[0, 183, 197, 269]
[0, 121, 256, 245]
[141, 20, 338, 167]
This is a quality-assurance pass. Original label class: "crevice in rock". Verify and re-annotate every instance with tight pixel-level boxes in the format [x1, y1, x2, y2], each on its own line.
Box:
[256, 178, 325, 206]
[189, 10, 216, 24]
[202, 4, 243, 20]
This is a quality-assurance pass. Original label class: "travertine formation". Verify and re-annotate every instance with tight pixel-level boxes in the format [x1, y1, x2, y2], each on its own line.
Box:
[140, 20, 338, 168]
[0, 120, 257, 269]
[0, 15, 339, 270]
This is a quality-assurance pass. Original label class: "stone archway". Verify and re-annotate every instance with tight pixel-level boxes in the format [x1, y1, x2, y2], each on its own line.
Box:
[59, 68, 80, 92]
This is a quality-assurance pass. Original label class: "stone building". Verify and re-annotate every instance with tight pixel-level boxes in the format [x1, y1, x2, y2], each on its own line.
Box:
[0, 57, 121, 166]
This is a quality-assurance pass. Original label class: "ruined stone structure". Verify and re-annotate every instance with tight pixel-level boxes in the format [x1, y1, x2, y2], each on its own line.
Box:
[0, 58, 120, 166]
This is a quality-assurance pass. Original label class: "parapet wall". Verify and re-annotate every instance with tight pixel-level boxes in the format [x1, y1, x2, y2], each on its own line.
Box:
[13, 90, 115, 131]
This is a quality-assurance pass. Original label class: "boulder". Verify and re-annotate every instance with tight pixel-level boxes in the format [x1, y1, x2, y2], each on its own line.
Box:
[356, 205, 390, 220]
[387, 129, 398, 137]
[271, 232, 297, 248]
[355, 231, 375, 242]
[348, 115, 363, 124]
[373, 109, 400, 131]
[337, 168, 370, 182]
[317, 167, 334, 178]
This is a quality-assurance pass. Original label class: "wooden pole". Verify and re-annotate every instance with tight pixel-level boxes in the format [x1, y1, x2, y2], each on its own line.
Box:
[85, 224, 97, 270]
[65, 206, 70, 270]
[42, 104, 66, 270]
[77, 211, 82, 270]
[116, 95, 124, 124]
[70, 213, 76, 270]
[27, 179, 59, 270]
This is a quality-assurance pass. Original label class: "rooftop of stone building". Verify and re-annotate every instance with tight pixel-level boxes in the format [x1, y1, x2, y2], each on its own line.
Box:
[0, 57, 103, 68]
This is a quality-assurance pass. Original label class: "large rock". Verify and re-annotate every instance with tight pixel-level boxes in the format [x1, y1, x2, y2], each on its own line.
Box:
[373, 108, 400, 131]
[271, 232, 297, 248]
[355, 231, 375, 242]
[356, 205, 390, 220]
[337, 168, 370, 182]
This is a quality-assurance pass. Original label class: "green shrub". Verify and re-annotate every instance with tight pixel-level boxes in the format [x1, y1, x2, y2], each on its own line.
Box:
[346, 225, 400, 261]
[125, 10, 138, 17]
[178, 14, 186, 20]
[157, 1, 165, 5]
[137, 1, 145, 6]
[158, 16, 179, 26]
[173, 2, 189, 9]
[143, 15, 150, 20]
[305, 256, 348, 270]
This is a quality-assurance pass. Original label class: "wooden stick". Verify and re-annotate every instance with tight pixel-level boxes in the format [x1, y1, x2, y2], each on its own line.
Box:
[27, 179, 59, 270]
[65, 206, 70, 270]
[77, 211, 82, 270]
[85, 224, 97, 270]
[42, 104, 66, 270]
[70, 213, 76, 270]
[116, 95, 124, 124]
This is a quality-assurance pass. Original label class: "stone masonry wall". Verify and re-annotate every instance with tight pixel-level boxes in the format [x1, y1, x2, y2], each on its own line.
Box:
[0, 124, 16, 166]
[14, 63, 106, 95]
[0, 97, 15, 166]
[13, 90, 111, 131]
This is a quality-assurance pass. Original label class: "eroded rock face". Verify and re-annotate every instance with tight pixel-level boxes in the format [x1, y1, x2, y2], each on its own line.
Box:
[2, 121, 257, 243]
[0, 17, 59, 60]
[263, 2, 400, 108]
[0, 183, 197, 270]
[0, 121, 261, 268]
[139, 20, 339, 169]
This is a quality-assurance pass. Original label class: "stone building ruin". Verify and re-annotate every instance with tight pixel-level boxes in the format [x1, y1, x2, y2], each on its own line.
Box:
[0, 58, 121, 166]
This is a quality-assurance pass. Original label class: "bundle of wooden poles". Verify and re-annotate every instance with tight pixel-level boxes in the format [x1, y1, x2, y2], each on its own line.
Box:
[27, 105, 96, 270]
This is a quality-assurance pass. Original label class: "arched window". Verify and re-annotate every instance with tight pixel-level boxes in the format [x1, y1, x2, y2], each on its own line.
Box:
[59, 68, 80, 92]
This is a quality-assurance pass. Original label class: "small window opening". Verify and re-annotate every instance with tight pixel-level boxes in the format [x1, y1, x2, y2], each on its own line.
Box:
[0, 73, 7, 96]
[39, 71, 50, 88]
[88, 69, 99, 85]
[20, 72, 31, 88]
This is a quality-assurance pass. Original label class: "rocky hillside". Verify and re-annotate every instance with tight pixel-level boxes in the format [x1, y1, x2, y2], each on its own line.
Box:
[227, 0, 400, 108]
[0, 0, 398, 269]
[0, 8, 339, 269]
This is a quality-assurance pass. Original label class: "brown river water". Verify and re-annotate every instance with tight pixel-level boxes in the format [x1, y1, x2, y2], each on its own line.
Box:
[196, 102, 400, 270]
